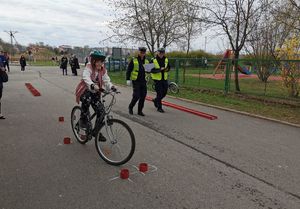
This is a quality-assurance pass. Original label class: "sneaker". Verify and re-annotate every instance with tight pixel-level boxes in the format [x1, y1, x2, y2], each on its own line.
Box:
[157, 108, 165, 113]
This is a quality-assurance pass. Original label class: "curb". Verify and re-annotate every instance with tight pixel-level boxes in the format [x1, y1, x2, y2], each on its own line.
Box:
[120, 84, 300, 128]
[167, 95, 300, 128]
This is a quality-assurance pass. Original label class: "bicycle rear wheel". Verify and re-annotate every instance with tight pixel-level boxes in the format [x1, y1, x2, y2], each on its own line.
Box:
[71, 106, 88, 144]
[169, 82, 179, 94]
[95, 119, 135, 166]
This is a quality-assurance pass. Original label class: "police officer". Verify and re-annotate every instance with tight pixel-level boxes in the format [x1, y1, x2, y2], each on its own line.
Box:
[126, 47, 149, 116]
[151, 47, 170, 113]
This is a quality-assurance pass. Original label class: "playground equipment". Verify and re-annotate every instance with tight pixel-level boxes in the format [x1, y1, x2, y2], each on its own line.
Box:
[213, 49, 232, 76]
[214, 49, 252, 76]
[237, 65, 251, 75]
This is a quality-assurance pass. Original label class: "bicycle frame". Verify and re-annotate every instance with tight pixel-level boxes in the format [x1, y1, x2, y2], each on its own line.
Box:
[87, 90, 119, 140]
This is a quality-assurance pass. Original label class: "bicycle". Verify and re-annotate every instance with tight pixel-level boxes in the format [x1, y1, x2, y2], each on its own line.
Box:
[145, 72, 179, 94]
[71, 89, 135, 166]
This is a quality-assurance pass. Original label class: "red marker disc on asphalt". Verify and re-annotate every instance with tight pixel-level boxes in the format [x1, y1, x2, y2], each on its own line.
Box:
[120, 169, 129, 179]
[139, 163, 148, 172]
[64, 137, 71, 144]
[59, 117, 64, 122]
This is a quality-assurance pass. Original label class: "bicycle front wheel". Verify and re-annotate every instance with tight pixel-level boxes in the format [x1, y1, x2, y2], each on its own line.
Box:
[71, 106, 88, 144]
[169, 82, 179, 94]
[95, 119, 135, 166]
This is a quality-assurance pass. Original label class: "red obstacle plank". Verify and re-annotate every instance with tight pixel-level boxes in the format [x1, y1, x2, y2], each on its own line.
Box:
[145, 96, 217, 120]
[25, 83, 41, 97]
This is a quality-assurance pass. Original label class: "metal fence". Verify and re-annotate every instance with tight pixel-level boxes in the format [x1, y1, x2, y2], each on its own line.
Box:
[106, 57, 300, 101]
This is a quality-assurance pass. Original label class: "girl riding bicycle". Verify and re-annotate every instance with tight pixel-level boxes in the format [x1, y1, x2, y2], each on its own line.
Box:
[75, 50, 116, 129]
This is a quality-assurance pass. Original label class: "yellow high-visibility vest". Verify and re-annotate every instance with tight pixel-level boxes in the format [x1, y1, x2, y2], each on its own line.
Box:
[130, 58, 149, 80]
[151, 58, 168, 80]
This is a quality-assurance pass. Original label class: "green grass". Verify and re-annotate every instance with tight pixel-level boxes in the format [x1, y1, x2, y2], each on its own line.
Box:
[109, 70, 300, 125]
[29, 61, 59, 66]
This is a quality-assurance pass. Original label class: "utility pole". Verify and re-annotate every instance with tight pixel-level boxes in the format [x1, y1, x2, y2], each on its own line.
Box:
[4, 30, 18, 63]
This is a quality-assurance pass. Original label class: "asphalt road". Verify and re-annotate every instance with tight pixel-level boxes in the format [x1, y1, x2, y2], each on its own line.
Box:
[0, 66, 299, 209]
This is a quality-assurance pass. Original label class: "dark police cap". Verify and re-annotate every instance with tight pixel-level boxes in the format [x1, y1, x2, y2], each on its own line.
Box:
[138, 47, 147, 52]
[157, 47, 165, 53]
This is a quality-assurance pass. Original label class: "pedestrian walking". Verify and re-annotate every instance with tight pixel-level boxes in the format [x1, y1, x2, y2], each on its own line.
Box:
[126, 47, 149, 116]
[150, 48, 170, 113]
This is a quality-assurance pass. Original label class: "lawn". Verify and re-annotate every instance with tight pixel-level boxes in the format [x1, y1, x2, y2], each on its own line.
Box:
[109, 70, 300, 125]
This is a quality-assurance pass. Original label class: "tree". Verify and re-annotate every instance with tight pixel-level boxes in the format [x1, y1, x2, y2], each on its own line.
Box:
[245, 1, 288, 93]
[106, 0, 203, 55]
[276, 36, 300, 97]
[204, 0, 266, 91]
[273, 0, 300, 32]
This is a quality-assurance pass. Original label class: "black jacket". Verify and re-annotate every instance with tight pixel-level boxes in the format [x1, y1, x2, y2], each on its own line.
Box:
[60, 57, 68, 69]
[20, 57, 26, 67]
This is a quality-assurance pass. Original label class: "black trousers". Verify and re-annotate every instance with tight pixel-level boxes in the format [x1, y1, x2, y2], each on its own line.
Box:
[153, 80, 168, 109]
[129, 81, 147, 113]
[62, 68, 67, 75]
[80, 90, 104, 122]
[71, 67, 77, 76]
[4, 63, 9, 72]
[0, 87, 2, 114]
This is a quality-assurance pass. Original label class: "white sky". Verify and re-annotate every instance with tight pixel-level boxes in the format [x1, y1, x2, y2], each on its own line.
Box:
[0, 0, 224, 53]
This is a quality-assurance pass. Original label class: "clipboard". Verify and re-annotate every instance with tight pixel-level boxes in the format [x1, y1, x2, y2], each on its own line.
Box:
[144, 63, 155, 72]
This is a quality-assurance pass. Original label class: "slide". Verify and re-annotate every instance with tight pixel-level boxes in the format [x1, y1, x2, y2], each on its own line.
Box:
[237, 65, 251, 75]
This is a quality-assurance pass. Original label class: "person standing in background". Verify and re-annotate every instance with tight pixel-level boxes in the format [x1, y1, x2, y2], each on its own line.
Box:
[0, 48, 8, 119]
[3, 52, 10, 72]
[20, 55, 27, 72]
[60, 54, 68, 75]
[70, 54, 80, 76]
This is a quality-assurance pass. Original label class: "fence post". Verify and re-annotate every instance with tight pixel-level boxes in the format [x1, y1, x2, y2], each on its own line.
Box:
[175, 59, 179, 84]
[224, 60, 230, 94]
[108, 57, 111, 71]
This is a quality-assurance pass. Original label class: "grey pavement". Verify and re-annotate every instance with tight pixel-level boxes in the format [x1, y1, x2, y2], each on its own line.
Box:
[0, 66, 299, 209]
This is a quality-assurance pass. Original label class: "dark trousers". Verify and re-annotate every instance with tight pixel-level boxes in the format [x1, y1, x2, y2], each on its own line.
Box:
[21, 66, 25, 71]
[80, 90, 104, 123]
[71, 67, 77, 76]
[0, 87, 2, 114]
[153, 80, 168, 109]
[62, 68, 67, 75]
[129, 81, 147, 113]
[4, 63, 9, 72]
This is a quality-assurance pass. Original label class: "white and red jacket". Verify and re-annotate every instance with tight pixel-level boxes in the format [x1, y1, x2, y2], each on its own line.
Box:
[75, 63, 113, 103]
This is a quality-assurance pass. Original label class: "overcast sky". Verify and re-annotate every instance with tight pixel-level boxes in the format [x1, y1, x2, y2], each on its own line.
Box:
[0, 0, 224, 53]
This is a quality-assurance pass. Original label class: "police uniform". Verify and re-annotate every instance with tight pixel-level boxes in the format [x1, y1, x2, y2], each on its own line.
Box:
[151, 48, 170, 113]
[126, 47, 149, 116]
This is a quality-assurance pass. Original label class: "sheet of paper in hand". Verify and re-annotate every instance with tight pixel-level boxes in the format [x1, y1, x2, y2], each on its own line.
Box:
[144, 63, 155, 73]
